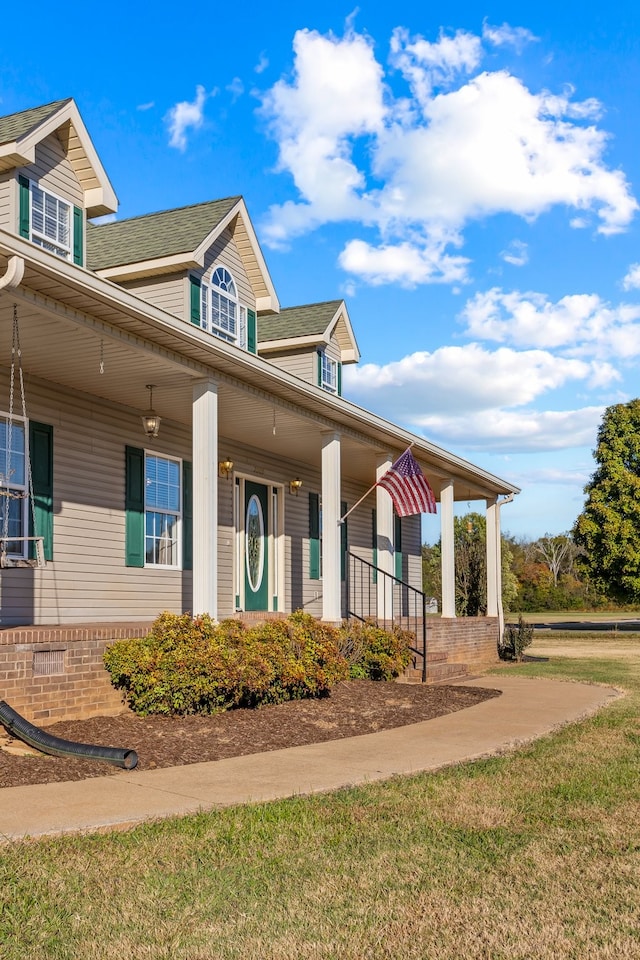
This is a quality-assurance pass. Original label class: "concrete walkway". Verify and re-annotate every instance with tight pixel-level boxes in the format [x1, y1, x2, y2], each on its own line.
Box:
[0, 675, 620, 841]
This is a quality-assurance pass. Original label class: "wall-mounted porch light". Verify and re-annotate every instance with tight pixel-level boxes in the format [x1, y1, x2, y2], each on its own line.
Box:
[141, 384, 161, 439]
[289, 478, 303, 496]
[219, 457, 234, 479]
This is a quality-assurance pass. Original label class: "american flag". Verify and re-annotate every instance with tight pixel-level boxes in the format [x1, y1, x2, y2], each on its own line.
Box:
[377, 448, 437, 517]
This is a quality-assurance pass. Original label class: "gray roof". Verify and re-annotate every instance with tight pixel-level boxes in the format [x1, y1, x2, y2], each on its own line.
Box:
[87, 197, 241, 270]
[0, 99, 72, 145]
[258, 301, 343, 343]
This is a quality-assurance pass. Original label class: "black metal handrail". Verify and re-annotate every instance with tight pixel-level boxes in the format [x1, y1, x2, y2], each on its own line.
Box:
[346, 552, 428, 682]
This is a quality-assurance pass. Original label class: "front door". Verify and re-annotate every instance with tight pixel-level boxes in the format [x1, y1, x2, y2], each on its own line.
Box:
[244, 481, 269, 611]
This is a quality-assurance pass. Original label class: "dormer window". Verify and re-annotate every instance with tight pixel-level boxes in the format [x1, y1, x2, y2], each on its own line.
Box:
[31, 185, 71, 258]
[320, 351, 338, 393]
[18, 176, 84, 265]
[200, 266, 247, 347]
[189, 269, 257, 353]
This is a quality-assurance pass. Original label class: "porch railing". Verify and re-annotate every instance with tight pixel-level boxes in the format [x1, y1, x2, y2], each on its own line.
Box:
[346, 552, 428, 682]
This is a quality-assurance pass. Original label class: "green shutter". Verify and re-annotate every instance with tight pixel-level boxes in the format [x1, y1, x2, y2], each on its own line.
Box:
[372, 508, 377, 583]
[317, 350, 322, 387]
[29, 421, 53, 561]
[340, 500, 347, 582]
[73, 206, 84, 265]
[394, 514, 403, 581]
[125, 446, 145, 567]
[190, 276, 201, 326]
[18, 176, 30, 239]
[182, 460, 192, 570]
[247, 309, 257, 354]
[309, 491, 320, 580]
[337, 362, 342, 397]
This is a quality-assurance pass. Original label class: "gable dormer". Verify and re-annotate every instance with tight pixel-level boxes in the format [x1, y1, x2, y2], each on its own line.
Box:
[87, 197, 279, 354]
[0, 99, 118, 266]
[258, 301, 360, 395]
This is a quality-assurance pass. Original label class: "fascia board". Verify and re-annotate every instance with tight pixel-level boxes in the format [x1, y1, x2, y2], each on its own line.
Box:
[96, 252, 201, 281]
[258, 334, 325, 352]
[0, 143, 35, 166]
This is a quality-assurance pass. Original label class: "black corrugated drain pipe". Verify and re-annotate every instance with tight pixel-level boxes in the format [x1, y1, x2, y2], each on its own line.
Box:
[0, 700, 138, 769]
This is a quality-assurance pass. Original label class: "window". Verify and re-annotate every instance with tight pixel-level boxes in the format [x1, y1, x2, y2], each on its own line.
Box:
[200, 266, 248, 346]
[190, 272, 256, 352]
[320, 351, 338, 393]
[31, 185, 71, 258]
[144, 453, 181, 566]
[19, 176, 83, 265]
[0, 416, 27, 557]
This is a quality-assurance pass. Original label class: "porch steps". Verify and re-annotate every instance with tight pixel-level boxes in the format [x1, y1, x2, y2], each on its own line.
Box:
[398, 650, 470, 685]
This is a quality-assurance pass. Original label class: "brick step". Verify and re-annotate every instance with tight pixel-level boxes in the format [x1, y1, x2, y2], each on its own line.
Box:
[398, 660, 470, 685]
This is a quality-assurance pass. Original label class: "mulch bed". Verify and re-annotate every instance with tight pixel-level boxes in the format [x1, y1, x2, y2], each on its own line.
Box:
[0, 680, 501, 789]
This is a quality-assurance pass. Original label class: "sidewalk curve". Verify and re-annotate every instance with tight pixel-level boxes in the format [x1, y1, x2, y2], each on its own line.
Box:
[0, 675, 620, 841]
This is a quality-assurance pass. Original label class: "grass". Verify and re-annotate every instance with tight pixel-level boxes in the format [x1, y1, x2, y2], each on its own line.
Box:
[1, 634, 640, 959]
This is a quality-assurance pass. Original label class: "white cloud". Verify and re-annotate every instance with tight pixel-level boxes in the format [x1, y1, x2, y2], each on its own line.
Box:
[460, 287, 640, 357]
[166, 85, 208, 151]
[345, 343, 606, 417]
[482, 21, 538, 51]
[259, 25, 637, 282]
[622, 262, 640, 290]
[255, 52, 269, 74]
[500, 240, 528, 266]
[137, 101, 155, 111]
[227, 78, 244, 101]
[338, 237, 469, 286]
[411, 407, 604, 452]
[389, 27, 482, 103]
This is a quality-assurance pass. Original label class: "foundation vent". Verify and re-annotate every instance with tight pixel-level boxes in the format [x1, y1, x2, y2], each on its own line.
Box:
[33, 649, 65, 677]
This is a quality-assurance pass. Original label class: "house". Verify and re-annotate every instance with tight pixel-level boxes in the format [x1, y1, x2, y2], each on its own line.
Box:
[0, 98, 520, 721]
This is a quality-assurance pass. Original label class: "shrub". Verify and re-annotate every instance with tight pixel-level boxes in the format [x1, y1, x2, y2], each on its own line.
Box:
[338, 619, 413, 680]
[499, 615, 534, 661]
[104, 611, 349, 716]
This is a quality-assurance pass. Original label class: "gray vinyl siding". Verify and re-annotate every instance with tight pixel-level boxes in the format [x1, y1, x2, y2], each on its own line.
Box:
[0, 171, 12, 231]
[21, 133, 84, 208]
[0, 375, 191, 626]
[120, 274, 185, 319]
[202, 226, 255, 309]
[263, 348, 315, 384]
[325, 334, 341, 364]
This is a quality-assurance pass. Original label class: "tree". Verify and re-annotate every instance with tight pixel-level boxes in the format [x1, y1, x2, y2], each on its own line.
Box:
[574, 399, 640, 603]
[534, 534, 577, 587]
[422, 513, 518, 616]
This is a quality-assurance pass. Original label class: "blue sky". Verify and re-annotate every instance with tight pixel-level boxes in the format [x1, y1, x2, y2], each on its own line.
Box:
[2, 1, 640, 542]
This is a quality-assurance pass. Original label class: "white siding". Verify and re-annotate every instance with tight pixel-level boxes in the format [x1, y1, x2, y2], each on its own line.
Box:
[263, 349, 315, 384]
[0, 172, 12, 232]
[22, 134, 84, 207]
[121, 274, 185, 319]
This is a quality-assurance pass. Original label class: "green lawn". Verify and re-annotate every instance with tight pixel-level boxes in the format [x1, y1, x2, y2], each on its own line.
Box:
[1, 635, 639, 959]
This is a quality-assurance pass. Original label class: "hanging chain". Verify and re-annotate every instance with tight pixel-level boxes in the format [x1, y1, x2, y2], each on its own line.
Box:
[2, 305, 38, 548]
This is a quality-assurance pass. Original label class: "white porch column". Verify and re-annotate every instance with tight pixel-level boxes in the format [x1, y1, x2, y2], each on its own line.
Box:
[321, 431, 341, 623]
[192, 377, 218, 619]
[376, 455, 394, 621]
[440, 480, 456, 618]
[486, 498, 500, 618]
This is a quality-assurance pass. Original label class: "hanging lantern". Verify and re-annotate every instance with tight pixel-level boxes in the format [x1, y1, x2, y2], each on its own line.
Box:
[141, 384, 161, 439]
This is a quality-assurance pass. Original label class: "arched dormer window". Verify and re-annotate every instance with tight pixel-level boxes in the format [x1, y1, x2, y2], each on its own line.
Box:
[200, 266, 247, 346]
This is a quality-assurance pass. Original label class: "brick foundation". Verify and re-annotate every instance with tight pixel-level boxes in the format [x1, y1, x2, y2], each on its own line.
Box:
[427, 617, 500, 668]
[0, 623, 153, 724]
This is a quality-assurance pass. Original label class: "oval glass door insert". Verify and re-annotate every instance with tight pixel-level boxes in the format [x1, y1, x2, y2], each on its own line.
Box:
[245, 494, 265, 591]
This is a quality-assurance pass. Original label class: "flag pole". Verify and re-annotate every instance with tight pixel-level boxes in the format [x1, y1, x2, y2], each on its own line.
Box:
[338, 443, 415, 523]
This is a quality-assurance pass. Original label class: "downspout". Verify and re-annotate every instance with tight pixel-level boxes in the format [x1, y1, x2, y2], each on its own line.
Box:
[495, 493, 515, 644]
[0, 256, 25, 291]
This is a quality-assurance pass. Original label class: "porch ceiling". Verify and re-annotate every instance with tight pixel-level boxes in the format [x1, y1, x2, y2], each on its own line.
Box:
[0, 242, 520, 500]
